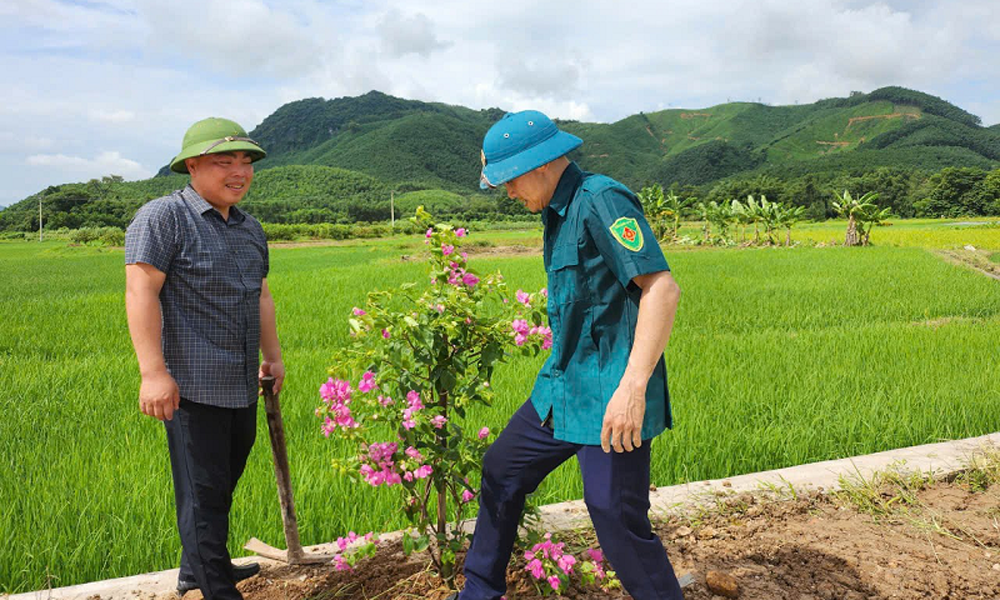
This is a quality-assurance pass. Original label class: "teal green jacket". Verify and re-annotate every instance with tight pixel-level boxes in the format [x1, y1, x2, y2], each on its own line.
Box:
[530, 162, 672, 445]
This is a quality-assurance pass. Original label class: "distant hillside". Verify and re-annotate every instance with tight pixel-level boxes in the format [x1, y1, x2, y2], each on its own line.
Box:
[4, 86, 999, 232]
[154, 86, 997, 193]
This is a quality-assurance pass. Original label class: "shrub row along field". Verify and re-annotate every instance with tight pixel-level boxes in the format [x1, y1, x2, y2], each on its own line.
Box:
[1, 228, 999, 593]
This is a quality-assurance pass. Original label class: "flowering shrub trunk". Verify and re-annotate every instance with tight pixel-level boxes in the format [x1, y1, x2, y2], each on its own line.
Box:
[316, 207, 550, 587]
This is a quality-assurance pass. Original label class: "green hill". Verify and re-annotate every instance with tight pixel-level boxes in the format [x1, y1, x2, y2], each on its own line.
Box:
[4, 86, 999, 232]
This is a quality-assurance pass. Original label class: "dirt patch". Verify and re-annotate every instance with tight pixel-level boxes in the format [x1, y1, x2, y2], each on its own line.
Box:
[139, 475, 1000, 600]
[673, 481, 1000, 599]
[466, 244, 542, 258]
[846, 112, 921, 130]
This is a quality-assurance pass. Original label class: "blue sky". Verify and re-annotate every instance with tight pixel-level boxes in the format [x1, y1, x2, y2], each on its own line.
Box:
[1, 0, 998, 207]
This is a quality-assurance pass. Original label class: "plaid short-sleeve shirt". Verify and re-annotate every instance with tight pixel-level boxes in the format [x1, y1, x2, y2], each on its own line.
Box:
[125, 185, 269, 408]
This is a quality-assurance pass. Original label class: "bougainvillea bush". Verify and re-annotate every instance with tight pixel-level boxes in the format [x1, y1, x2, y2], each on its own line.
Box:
[317, 207, 550, 586]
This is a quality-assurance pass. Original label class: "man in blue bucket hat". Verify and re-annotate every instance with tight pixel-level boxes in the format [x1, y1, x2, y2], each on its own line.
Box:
[454, 111, 685, 599]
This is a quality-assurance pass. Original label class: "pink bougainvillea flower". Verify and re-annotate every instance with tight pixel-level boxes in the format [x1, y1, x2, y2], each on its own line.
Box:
[321, 417, 336, 437]
[547, 575, 561, 591]
[405, 446, 424, 461]
[430, 415, 447, 429]
[442, 244, 455, 256]
[539, 287, 548, 298]
[456, 228, 467, 237]
[557, 553, 576, 574]
[516, 289, 531, 306]
[463, 273, 479, 287]
[478, 427, 490, 439]
[586, 548, 604, 563]
[514, 333, 527, 347]
[357, 371, 377, 393]
[434, 303, 445, 313]
[403, 471, 414, 482]
[406, 390, 424, 410]
[425, 228, 433, 238]
[461, 489, 475, 503]
[333, 554, 351, 571]
[414, 464, 433, 479]
[381, 328, 391, 339]
[511, 319, 529, 335]
[320, 378, 353, 404]
[526, 558, 544, 579]
[378, 394, 394, 407]
[352, 307, 366, 316]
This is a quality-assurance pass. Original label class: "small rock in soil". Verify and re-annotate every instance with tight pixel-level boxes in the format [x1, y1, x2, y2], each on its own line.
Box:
[706, 570, 740, 598]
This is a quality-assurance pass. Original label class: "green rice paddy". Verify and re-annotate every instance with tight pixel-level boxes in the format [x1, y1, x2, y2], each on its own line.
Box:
[1, 221, 998, 592]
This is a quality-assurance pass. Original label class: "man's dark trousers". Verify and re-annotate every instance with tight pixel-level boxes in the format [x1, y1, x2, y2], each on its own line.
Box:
[460, 400, 684, 600]
[165, 398, 257, 600]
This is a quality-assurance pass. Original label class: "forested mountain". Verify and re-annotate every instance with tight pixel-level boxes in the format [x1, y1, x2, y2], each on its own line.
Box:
[156, 87, 999, 193]
[3, 86, 999, 233]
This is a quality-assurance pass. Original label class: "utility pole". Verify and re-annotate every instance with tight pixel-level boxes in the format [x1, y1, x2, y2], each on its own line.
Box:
[39, 197, 43, 242]
[390, 190, 396, 229]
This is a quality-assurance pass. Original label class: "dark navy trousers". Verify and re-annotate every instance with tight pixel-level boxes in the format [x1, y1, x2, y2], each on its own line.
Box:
[460, 400, 684, 600]
[164, 398, 257, 600]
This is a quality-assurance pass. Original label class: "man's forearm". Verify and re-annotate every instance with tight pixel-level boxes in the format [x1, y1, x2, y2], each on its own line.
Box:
[622, 271, 681, 385]
[125, 288, 167, 376]
[259, 287, 282, 362]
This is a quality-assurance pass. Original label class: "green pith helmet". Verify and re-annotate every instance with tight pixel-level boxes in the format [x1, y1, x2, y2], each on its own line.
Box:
[169, 117, 267, 174]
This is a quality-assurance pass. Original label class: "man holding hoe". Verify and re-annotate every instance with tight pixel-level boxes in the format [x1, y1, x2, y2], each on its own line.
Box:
[125, 118, 284, 600]
[452, 111, 685, 600]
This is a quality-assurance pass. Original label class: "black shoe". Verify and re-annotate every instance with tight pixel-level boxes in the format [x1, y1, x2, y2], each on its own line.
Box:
[176, 563, 261, 594]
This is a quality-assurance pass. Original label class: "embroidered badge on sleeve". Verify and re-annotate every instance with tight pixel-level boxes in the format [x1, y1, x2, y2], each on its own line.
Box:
[609, 217, 644, 252]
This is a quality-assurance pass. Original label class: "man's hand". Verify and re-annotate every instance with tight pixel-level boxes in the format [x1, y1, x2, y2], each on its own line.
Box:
[139, 370, 180, 421]
[259, 360, 286, 395]
[600, 377, 646, 453]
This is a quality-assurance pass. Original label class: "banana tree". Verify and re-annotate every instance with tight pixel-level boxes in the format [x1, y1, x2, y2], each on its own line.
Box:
[638, 184, 669, 241]
[776, 204, 806, 246]
[756, 195, 783, 245]
[832, 190, 878, 247]
[694, 201, 713, 242]
[858, 205, 892, 246]
[730, 199, 753, 243]
[663, 191, 694, 241]
[742, 195, 765, 243]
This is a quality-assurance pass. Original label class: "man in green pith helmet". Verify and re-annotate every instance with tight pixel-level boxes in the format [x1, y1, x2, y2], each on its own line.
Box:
[124, 117, 284, 600]
[451, 110, 685, 600]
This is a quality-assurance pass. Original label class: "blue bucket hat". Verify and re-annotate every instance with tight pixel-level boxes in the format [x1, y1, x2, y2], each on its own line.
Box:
[479, 110, 583, 189]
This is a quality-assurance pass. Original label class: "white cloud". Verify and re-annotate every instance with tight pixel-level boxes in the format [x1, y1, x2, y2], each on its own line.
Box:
[377, 9, 451, 58]
[25, 151, 152, 180]
[0, 0, 998, 206]
[138, 0, 327, 78]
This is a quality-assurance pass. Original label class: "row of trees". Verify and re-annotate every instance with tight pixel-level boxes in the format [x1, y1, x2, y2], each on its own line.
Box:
[639, 184, 891, 247]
